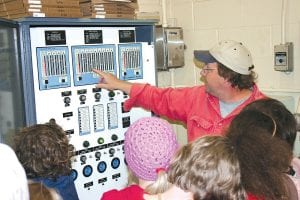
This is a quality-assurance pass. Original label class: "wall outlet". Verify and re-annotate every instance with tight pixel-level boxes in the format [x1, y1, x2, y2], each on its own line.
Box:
[274, 42, 293, 72]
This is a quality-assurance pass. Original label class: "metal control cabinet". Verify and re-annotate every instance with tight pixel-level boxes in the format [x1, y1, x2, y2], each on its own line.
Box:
[155, 26, 185, 70]
[0, 17, 157, 200]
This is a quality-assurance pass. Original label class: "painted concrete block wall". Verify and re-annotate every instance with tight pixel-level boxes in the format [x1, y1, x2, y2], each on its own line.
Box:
[168, 0, 300, 90]
[138, 0, 300, 147]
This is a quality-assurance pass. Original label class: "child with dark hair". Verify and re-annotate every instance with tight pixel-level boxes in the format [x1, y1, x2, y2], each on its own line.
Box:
[14, 120, 79, 200]
[101, 117, 192, 200]
[226, 109, 296, 200]
[244, 98, 297, 149]
[242, 98, 300, 198]
[167, 135, 247, 200]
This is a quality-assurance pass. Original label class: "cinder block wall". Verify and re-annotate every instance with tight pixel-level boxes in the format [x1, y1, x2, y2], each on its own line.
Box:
[138, 0, 300, 146]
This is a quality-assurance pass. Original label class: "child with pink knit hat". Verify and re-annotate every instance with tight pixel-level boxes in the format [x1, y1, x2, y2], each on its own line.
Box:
[101, 116, 192, 200]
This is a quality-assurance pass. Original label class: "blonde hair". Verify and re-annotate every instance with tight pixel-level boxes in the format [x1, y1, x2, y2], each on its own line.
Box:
[127, 169, 172, 194]
[168, 135, 247, 200]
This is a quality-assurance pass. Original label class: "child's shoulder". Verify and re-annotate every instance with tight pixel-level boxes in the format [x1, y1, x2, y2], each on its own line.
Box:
[101, 185, 144, 200]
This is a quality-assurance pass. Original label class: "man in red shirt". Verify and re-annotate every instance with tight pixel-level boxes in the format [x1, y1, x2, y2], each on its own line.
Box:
[93, 40, 265, 142]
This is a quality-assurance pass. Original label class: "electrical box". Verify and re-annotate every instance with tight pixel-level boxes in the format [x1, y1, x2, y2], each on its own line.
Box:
[274, 42, 293, 72]
[155, 26, 185, 71]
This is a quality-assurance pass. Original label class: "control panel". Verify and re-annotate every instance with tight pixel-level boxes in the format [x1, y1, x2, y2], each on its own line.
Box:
[29, 26, 156, 199]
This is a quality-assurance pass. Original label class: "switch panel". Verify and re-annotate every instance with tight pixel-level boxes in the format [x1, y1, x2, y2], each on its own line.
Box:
[274, 42, 293, 72]
[5, 18, 157, 200]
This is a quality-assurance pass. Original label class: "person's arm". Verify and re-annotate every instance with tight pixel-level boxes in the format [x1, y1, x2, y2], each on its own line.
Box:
[93, 69, 195, 123]
[92, 69, 133, 94]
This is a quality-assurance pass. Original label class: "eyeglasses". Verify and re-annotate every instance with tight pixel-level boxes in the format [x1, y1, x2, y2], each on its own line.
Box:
[201, 66, 216, 75]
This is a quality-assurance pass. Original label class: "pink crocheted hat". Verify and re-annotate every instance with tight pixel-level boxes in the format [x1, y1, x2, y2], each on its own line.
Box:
[124, 117, 179, 181]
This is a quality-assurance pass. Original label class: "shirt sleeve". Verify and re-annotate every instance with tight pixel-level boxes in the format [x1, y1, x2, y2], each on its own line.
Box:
[124, 83, 195, 123]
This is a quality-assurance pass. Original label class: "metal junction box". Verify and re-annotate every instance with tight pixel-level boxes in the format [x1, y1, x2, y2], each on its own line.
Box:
[155, 26, 185, 71]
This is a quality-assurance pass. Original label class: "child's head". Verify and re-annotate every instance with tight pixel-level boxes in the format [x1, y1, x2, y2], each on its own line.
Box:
[168, 135, 246, 200]
[14, 119, 73, 179]
[227, 109, 292, 199]
[124, 117, 179, 193]
[243, 98, 297, 149]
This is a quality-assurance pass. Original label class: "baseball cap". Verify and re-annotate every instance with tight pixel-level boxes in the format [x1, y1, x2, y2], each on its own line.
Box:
[124, 117, 179, 181]
[194, 40, 253, 75]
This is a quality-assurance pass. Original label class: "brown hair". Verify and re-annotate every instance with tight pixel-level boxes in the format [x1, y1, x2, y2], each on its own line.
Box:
[29, 182, 57, 200]
[14, 120, 74, 179]
[243, 98, 297, 149]
[226, 109, 293, 200]
[217, 61, 256, 90]
[168, 136, 247, 200]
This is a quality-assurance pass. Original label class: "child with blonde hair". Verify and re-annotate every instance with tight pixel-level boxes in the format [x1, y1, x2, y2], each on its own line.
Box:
[101, 117, 191, 200]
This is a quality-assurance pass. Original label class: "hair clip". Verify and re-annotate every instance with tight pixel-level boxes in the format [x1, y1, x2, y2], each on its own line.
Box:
[286, 166, 296, 176]
[271, 118, 277, 137]
[155, 168, 166, 174]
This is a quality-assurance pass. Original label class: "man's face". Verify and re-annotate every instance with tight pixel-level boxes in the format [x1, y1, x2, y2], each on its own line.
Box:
[200, 62, 226, 97]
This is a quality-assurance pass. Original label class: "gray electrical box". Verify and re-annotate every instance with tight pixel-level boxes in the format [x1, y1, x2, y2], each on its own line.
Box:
[155, 26, 185, 71]
[274, 42, 293, 72]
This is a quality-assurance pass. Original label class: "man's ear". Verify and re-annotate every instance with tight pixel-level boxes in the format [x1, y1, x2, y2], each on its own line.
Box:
[222, 78, 233, 87]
